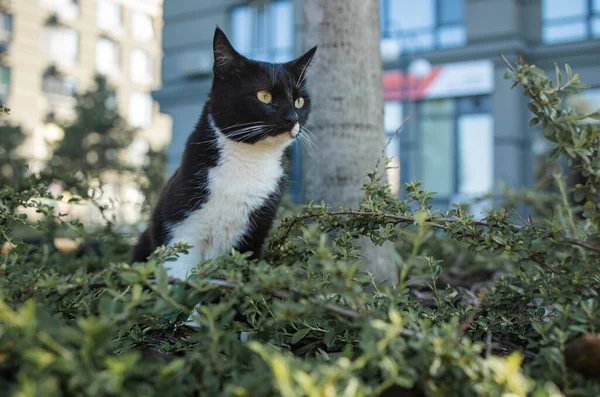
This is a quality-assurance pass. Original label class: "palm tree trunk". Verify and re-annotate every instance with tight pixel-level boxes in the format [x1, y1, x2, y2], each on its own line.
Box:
[301, 0, 397, 283]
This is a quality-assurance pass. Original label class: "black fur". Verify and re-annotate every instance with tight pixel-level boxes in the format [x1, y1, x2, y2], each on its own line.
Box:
[132, 27, 317, 263]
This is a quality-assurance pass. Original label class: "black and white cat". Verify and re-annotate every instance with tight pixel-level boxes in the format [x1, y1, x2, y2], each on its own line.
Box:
[132, 27, 317, 283]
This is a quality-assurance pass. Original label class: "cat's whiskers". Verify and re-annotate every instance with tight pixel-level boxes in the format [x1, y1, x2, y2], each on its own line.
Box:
[299, 124, 316, 137]
[226, 124, 269, 133]
[300, 125, 317, 144]
[297, 136, 316, 160]
[189, 135, 220, 149]
[219, 121, 265, 132]
[189, 132, 223, 149]
[270, 64, 276, 87]
[296, 59, 317, 89]
[249, 126, 277, 143]
[226, 126, 272, 139]
[298, 126, 318, 160]
[245, 129, 283, 145]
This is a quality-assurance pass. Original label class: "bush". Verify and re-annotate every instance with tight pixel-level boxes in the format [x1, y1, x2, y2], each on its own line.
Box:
[0, 58, 599, 397]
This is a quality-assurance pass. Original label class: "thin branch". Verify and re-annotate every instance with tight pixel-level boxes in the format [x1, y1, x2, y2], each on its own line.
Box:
[374, 116, 411, 172]
[281, 210, 600, 262]
[37, 275, 421, 337]
[459, 290, 486, 334]
[485, 331, 493, 358]
[497, 54, 600, 256]
[512, 210, 529, 227]
[39, 277, 365, 321]
[564, 237, 600, 254]
[192, 279, 363, 319]
[499, 53, 516, 73]
[201, 280, 418, 337]
[499, 53, 544, 108]
[529, 255, 561, 275]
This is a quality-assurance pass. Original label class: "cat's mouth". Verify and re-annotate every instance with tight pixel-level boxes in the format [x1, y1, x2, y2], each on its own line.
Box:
[262, 123, 300, 146]
[271, 123, 300, 138]
[289, 123, 300, 138]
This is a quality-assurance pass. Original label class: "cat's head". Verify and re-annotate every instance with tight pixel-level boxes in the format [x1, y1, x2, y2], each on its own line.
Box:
[209, 27, 317, 145]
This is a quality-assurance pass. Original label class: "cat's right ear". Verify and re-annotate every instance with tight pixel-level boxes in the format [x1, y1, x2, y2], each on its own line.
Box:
[213, 27, 246, 79]
[287, 46, 318, 81]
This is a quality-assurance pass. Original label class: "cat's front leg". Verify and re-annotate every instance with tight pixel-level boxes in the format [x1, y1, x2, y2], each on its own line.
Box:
[164, 242, 203, 281]
[166, 243, 249, 342]
[164, 242, 204, 328]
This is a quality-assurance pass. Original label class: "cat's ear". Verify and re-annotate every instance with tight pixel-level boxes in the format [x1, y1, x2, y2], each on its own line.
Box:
[213, 26, 246, 79]
[287, 46, 318, 81]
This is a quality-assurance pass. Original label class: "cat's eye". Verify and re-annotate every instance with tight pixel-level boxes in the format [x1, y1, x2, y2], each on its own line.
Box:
[257, 90, 272, 104]
[295, 97, 305, 109]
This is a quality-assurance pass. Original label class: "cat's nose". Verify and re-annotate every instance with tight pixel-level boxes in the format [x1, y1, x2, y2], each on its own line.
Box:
[283, 110, 298, 124]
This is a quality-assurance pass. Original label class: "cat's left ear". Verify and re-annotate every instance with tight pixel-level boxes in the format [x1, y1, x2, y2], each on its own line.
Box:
[213, 26, 246, 79]
[287, 46, 318, 81]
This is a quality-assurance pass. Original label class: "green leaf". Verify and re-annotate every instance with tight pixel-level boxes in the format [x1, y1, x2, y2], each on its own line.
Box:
[508, 284, 525, 295]
[492, 236, 505, 245]
[573, 189, 586, 203]
[566, 63, 573, 80]
[324, 329, 337, 348]
[291, 328, 310, 344]
[554, 63, 562, 86]
[155, 264, 169, 292]
[585, 110, 600, 120]
[528, 67, 548, 80]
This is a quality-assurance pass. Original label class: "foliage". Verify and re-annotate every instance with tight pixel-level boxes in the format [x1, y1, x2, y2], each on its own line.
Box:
[136, 146, 167, 214]
[0, 107, 27, 187]
[0, 59, 599, 397]
[51, 75, 138, 174]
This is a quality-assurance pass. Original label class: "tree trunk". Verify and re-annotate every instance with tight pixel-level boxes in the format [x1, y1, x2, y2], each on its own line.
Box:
[301, 0, 397, 283]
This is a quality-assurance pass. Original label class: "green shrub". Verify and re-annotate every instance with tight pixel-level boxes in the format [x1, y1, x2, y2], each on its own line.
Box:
[0, 58, 599, 397]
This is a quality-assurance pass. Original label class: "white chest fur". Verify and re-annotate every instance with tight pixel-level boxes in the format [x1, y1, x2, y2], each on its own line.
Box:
[165, 121, 294, 280]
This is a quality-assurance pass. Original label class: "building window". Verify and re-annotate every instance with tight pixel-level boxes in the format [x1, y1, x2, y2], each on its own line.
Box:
[542, 0, 600, 44]
[230, 0, 294, 63]
[43, 26, 79, 66]
[0, 65, 10, 101]
[42, 71, 76, 97]
[39, 0, 79, 20]
[128, 92, 153, 128]
[97, 0, 122, 32]
[131, 11, 154, 42]
[130, 50, 153, 85]
[380, 0, 466, 56]
[0, 13, 12, 51]
[418, 96, 493, 200]
[566, 88, 600, 118]
[384, 102, 403, 196]
[96, 38, 120, 77]
[582, 88, 600, 109]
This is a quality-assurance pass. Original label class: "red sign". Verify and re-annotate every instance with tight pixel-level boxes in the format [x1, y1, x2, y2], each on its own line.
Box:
[383, 60, 494, 101]
[383, 67, 443, 101]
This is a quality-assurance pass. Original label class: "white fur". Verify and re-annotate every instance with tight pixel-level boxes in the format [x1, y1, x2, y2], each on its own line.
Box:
[166, 118, 297, 331]
[166, 117, 296, 281]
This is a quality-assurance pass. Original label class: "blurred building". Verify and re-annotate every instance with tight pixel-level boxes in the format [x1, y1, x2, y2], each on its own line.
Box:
[1, 0, 171, 167]
[155, 0, 600, 209]
[1, 0, 172, 225]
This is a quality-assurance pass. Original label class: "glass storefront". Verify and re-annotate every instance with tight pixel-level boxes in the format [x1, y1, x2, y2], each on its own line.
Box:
[384, 95, 493, 205]
[419, 95, 493, 202]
